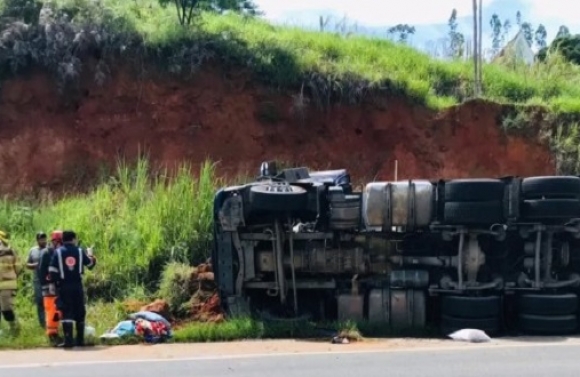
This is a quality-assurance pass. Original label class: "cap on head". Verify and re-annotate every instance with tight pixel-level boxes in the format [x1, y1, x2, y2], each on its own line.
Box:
[51, 230, 63, 242]
[0, 230, 8, 244]
[62, 230, 77, 243]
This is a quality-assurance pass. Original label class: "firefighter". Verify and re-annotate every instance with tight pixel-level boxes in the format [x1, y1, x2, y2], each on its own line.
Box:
[0, 230, 21, 336]
[38, 230, 64, 346]
[48, 230, 96, 348]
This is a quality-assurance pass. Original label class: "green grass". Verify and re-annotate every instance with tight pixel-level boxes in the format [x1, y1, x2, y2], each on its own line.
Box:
[3, 0, 580, 113]
[103, 0, 580, 112]
[1, 157, 219, 299]
[0, 156, 224, 348]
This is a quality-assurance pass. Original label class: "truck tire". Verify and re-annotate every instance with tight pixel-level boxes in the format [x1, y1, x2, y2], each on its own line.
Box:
[441, 295, 501, 319]
[518, 293, 578, 316]
[521, 199, 580, 220]
[444, 179, 505, 202]
[521, 176, 580, 199]
[443, 201, 504, 225]
[249, 183, 308, 212]
[519, 314, 578, 335]
[441, 315, 500, 336]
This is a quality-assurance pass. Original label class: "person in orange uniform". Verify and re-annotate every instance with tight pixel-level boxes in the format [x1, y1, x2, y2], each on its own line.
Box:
[38, 230, 64, 346]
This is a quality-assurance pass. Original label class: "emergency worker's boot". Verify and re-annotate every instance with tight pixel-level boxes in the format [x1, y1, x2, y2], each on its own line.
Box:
[59, 322, 74, 349]
[75, 322, 85, 347]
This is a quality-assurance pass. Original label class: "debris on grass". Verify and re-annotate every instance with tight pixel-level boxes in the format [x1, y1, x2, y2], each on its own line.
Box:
[136, 261, 225, 327]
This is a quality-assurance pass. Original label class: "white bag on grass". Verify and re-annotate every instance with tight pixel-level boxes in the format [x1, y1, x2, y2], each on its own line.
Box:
[448, 328, 491, 343]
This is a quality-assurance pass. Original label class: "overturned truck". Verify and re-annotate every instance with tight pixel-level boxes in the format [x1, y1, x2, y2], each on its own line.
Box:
[212, 162, 580, 335]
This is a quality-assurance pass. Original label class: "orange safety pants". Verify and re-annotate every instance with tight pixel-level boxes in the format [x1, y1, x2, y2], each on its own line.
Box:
[43, 296, 61, 336]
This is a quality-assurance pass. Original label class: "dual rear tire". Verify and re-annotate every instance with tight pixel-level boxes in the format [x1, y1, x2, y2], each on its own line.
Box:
[440, 293, 580, 336]
[518, 293, 579, 335]
[440, 295, 502, 336]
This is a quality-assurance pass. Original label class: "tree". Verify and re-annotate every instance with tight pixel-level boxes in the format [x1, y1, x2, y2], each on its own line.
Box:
[501, 19, 511, 44]
[158, 0, 260, 26]
[387, 24, 416, 43]
[448, 9, 465, 58]
[206, 0, 261, 15]
[538, 34, 580, 65]
[489, 13, 503, 55]
[534, 24, 547, 50]
[556, 25, 571, 39]
[521, 22, 533, 47]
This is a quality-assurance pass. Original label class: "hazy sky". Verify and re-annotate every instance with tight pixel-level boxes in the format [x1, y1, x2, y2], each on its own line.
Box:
[254, 0, 580, 38]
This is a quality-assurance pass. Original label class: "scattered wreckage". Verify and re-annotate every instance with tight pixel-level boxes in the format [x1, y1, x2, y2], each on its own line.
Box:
[212, 161, 580, 336]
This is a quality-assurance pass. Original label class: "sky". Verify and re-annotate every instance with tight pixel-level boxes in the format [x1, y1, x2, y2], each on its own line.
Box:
[253, 0, 580, 52]
[254, 0, 577, 28]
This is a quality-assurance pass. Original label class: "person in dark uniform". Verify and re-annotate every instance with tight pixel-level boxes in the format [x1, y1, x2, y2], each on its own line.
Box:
[48, 230, 96, 348]
[38, 230, 64, 346]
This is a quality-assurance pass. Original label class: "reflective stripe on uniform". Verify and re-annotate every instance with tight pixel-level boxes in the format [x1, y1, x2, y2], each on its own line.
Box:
[78, 247, 82, 274]
[56, 249, 64, 280]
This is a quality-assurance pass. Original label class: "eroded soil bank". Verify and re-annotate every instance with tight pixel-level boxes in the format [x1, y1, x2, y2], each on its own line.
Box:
[0, 65, 554, 195]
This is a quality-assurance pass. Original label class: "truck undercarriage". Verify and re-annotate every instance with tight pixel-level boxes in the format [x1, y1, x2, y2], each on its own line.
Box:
[212, 162, 580, 336]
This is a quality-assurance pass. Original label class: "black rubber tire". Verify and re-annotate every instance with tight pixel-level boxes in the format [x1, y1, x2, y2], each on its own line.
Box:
[521, 176, 580, 199]
[519, 314, 578, 335]
[249, 183, 308, 212]
[521, 199, 580, 220]
[518, 293, 578, 316]
[441, 295, 502, 319]
[443, 201, 504, 225]
[444, 179, 505, 202]
[329, 195, 361, 230]
[440, 315, 500, 336]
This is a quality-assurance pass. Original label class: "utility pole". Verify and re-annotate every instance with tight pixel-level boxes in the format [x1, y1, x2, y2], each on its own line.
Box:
[472, 0, 479, 96]
[478, 0, 483, 93]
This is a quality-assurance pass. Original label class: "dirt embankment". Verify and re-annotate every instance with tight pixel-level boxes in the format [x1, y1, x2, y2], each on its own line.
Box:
[0, 65, 555, 195]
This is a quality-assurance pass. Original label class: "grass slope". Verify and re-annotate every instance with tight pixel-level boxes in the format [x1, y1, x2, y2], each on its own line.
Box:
[2, 0, 580, 113]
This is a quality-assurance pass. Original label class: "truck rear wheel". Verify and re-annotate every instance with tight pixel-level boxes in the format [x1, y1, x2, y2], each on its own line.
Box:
[518, 293, 578, 316]
[440, 295, 502, 336]
[518, 314, 578, 335]
[521, 176, 580, 198]
[518, 293, 579, 335]
[442, 179, 506, 225]
[520, 176, 580, 221]
[441, 295, 501, 318]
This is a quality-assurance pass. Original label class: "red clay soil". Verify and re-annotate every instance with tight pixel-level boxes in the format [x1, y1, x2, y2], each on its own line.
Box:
[0, 65, 555, 195]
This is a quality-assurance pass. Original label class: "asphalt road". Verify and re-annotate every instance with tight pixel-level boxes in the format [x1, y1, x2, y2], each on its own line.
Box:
[5, 341, 580, 377]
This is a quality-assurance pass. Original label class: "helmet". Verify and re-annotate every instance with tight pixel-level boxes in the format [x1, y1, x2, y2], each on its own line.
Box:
[0, 230, 8, 244]
[51, 230, 63, 242]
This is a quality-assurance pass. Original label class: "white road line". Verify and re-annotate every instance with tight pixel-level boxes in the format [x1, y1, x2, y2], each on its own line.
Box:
[2, 341, 580, 369]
